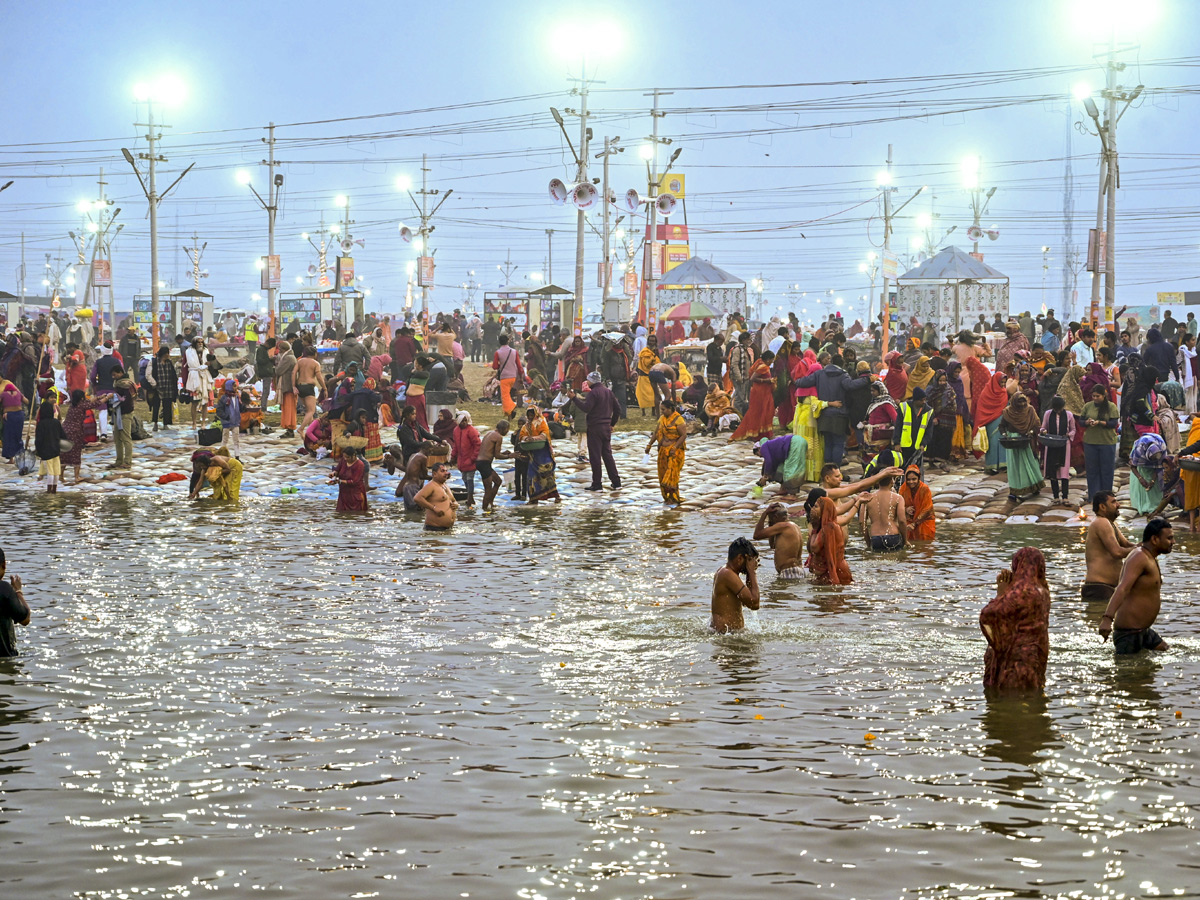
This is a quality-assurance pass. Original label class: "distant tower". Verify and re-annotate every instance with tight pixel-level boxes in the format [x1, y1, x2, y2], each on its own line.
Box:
[1061, 100, 1075, 317]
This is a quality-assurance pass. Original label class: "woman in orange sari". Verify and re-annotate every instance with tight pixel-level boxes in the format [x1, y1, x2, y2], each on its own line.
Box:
[899, 464, 936, 541]
[646, 399, 687, 504]
[729, 350, 776, 442]
[806, 496, 852, 585]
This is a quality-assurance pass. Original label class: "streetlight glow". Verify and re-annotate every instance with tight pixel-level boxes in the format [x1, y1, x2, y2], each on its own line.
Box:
[638, 144, 655, 161]
[334, 195, 348, 208]
[395, 175, 412, 191]
[961, 154, 981, 189]
[255, 258, 265, 270]
[235, 169, 253, 185]
[133, 74, 186, 105]
[76, 199, 92, 214]
[85, 221, 99, 233]
[916, 212, 932, 229]
[1072, 83, 1093, 101]
[876, 170, 892, 187]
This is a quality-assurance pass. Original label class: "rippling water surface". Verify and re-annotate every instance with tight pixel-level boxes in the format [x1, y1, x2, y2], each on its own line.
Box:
[1, 496, 1198, 899]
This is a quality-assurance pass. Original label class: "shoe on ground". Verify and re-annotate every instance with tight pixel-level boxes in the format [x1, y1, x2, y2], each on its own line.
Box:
[585, 485, 603, 491]
[609, 482, 622, 490]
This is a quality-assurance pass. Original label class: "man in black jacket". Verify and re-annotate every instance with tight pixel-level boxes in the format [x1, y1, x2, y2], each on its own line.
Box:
[794, 353, 869, 467]
[601, 337, 633, 420]
[568, 372, 622, 491]
[255, 337, 277, 405]
[706, 334, 725, 384]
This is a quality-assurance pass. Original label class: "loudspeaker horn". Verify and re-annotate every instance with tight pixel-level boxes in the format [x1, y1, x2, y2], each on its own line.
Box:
[986, 228, 1000, 241]
[549, 178, 569, 205]
[307, 264, 317, 276]
[966, 225, 983, 242]
[399, 226, 413, 243]
[623, 188, 640, 212]
[571, 181, 600, 210]
[341, 239, 354, 253]
[656, 192, 677, 216]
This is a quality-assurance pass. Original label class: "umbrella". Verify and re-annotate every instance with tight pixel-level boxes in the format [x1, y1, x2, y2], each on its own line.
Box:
[663, 300, 716, 320]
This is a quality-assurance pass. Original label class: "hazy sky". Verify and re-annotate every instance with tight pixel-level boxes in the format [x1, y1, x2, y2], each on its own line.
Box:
[2, 0, 1197, 324]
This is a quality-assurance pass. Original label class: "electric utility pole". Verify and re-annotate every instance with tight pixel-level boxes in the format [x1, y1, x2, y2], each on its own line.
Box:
[184, 233, 207, 290]
[644, 89, 674, 328]
[404, 154, 453, 317]
[565, 69, 597, 334]
[595, 136, 623, 321]
[545, 229, 554, 283]
[878, 144, 925, 355]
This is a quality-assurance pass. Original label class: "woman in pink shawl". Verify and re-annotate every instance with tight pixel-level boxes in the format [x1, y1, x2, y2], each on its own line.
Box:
[367, 354, 391, 383]
[980, 548, 1051, 695]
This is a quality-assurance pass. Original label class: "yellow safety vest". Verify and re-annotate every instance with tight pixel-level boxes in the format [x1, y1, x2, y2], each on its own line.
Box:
[245, 322, 257, 342]
[899, 403, 930, 450]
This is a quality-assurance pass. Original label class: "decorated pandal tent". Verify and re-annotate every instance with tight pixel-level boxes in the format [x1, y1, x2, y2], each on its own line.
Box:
[655, 257, 747, 319]
[896, 245, 1009, 334]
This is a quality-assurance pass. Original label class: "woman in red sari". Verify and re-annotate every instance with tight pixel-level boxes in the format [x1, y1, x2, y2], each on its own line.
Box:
[729, 350, 776, 442]
[883, 351, 908, 402]
[557, 336, 590, 392]
[774, 342, 797, 432]
[979, 547, 1050, 694]
[332, 446, 369, 511]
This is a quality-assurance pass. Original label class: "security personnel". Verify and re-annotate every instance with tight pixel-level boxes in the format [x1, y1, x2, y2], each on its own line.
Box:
[244, 316, 259, 357]
[894, 386, 931, 476]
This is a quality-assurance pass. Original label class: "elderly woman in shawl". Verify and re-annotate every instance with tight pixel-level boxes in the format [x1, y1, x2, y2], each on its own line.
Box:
[995, 320, 1032, 371]
[1130, 433, 1167, 515]
[646, 398, 687, 505]
[1000, 393, 1043, 503]
[791, 349, 825, 481]
[883, 351, 908, 402]
[861, 379, 899, 469]
[926, 370, 957, 465]
[806, 496, 852, 585]
[980, 547, 1051, 695]
[904, 355, 935, 400]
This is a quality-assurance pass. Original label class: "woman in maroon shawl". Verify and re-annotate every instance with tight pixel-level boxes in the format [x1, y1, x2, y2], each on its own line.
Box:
[883, 351, 908, 402]
[729, 351, 777, 442]
[332, 446, 369, 511]
[774, 343, 797, 431]
[980, 547, 1050, 694]
[1079, 361, 1110, 402]
[559, 336, 590, 391]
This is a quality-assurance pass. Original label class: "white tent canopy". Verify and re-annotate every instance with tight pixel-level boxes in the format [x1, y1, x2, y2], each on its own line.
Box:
[896, 246, 1009, 334]
[656, 256, 747, 317]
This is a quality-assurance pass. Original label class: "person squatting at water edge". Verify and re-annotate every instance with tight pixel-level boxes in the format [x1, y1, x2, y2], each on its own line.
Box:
[1098, 517, 1175, 655]
[710, 537, 760, 633]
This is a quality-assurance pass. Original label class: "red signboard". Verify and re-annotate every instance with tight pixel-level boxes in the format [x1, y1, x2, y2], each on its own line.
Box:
[337, 256, 355, 288]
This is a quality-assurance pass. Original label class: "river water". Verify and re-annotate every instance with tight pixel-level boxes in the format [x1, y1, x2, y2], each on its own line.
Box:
[1, 495, 1197, 899]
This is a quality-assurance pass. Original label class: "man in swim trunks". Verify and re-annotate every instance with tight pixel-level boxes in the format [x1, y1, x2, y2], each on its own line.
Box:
[295, 346, 324, 436]
[1098, 517, 1174, 654]
[859, 472, 907, 551]
[1082, 490, 1134, 603]
[477, 419, 513, 512]
[752, 503, 804, 577]
[414, 462, 458, 530]
[710, 537, 760, 633]
[397, 442, 432, 510]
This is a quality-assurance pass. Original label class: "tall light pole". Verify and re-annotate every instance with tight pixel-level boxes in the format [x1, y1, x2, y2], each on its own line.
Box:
[642, 89, 675, 330]
[595, 136, 623, 322]
[859, 252, 878, 326]
[123, 77, 191, 353]
[877, 145, 925, 354]
[1078, 58, 1143, 331]
[398, 156, 452, 318]
[545, 229, 554, 283]
[961, 155, 997, 257]
[236, 124, 282, 337]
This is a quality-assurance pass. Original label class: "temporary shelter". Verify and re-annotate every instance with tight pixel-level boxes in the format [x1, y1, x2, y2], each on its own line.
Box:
[655, 257, 747, 318]
[896, 246, 1009, 334]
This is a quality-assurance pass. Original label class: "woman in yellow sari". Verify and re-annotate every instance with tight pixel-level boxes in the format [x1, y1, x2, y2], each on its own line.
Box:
[189, 446, 244, 501]
[636, 335, 661, 416]
[790, 350, 824, 482]
[646, 399, 687, 504]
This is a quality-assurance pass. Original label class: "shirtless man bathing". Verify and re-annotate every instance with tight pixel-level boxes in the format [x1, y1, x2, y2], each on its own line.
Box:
[1098, 517, 1174, 654]
[414, 462, 459, 531]
[1081, 491, 1134, 603]
[710, 537, 761, 633]
[860, 472, 907, 552]
[477, 419, 513, 512]
[753, 503, 804, 577]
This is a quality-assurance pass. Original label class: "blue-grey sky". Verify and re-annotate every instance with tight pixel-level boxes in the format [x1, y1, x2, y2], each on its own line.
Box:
[3, 0, 1198, 324]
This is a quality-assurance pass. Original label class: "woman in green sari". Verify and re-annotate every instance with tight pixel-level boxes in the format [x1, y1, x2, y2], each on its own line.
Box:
[999, 394, 1043, 504]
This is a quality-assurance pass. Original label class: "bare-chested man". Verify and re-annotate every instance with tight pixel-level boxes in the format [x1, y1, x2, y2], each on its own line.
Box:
[752, 503, 804, 577]
[710, 537, 760, 633]
[294, 346, 324, 435]
[414, 462, 458, 531]
[802, 463, 902, 541]
[397, 441, 431, 509]
[1098, 517, 1174, 654]
[860, 476, 907, 552]
[477, 419, 513, 512]
[1082, 491, 1134, 603]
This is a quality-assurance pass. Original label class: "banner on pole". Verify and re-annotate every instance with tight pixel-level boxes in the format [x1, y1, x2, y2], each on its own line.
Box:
[881, 251, 898, 280]
[92, 259, 111, 287]
[260, 255, 280, 290]
[1087, 229, 1106, 272]
[417, 256, 435, 287]
[623, 269, 638, 297]
[336, 256, 355, 289]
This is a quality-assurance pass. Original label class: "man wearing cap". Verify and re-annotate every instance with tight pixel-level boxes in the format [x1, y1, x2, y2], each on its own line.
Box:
[91, 341, 122, 440]
[567, 371, 622, 491]
[216, 378, 242, 458]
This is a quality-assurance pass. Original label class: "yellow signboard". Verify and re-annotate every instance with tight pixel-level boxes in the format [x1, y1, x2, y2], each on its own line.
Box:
[658, 172, 685, 199]
[663, 243, 689, 273]
[1157, 292, 1185, 306]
